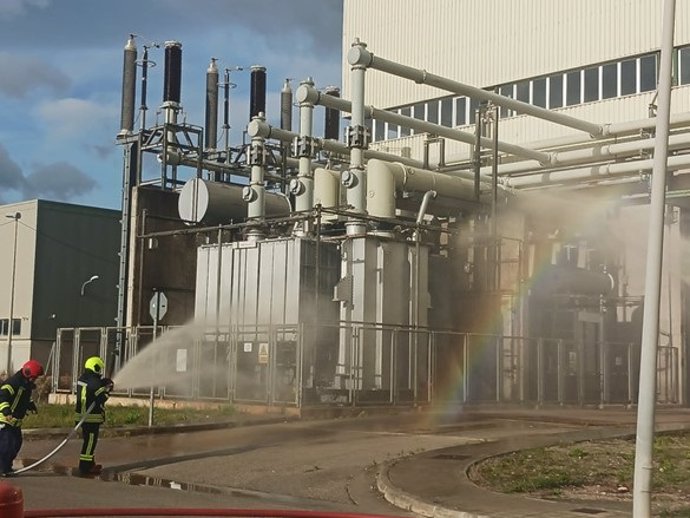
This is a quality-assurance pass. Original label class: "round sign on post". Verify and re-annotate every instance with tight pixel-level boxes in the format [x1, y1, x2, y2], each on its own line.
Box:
[149, 291, 169, 322]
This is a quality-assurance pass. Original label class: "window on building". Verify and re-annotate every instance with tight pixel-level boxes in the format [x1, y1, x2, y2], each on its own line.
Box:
[440, 98, 452, 126]
[548, 74, 563, 108]
[427, 100, 439, 124]
[468, 98, 479, 124]
[584, 66, 599, 102]
[640, 54, 657, 92]
[566, 70, 581, 106]
[400, 107, 411, 136]
[532, 77, 546, 108]
[499, 85, 514, 117]
[680, 46, 690, 85]
[455, 97, 467, 126]
[602, 63, 618, 99]
[0, 319, 20, 336]
[516, 80, 530, 103]
[412, 103, 425, 120]
[374, 119, 384, 142]
[387, 123, 399, 139]
[621, 59, 637, 95]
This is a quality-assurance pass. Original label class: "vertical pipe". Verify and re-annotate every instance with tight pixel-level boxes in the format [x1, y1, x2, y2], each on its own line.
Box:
[245, 114, 266, 237]
[345, 39, 368, 236]
[250, 65, 267, 120]
[491, 106, 499, 291]
[633, 1, 676, 515]
[537, 338, 544, 406]
[294, 78, 315, 215]
[139, 47, 150, 132]
[5, 213, 20, 375]
[323, 86, 341, 141]
[557, 339, 564, 405]
[223, 69, 230, 164]
[119, 35, 137, 135]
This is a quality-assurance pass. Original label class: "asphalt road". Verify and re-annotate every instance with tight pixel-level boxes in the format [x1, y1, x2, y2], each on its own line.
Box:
[9, 410, 585, 516]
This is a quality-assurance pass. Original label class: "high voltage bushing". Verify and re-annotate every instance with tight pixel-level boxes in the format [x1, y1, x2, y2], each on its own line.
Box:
[163, 41, 182, 104]
[346, 125, 368, 148]
[250, 65, 267, 120]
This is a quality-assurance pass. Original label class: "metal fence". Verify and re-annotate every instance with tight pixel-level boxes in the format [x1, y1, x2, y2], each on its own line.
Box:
[52, 324, 680, 408]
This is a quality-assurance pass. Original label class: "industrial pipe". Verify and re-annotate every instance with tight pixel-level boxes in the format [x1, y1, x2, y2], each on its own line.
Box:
[505, 153, 690, 189]
[314, 167, 340, 222]
[246, 114, 267, 226]
[366, 159, 480, 219]
[416, 190, 438, 225]
[247, 119, 427, 168]
[162, 41, 182, 104]
[293, 78, 315, 213]
[346, 41, 368, 235]
[118, 35, 137, 135]
[348, 39, 604, 138]
[297, 84, 550, 164]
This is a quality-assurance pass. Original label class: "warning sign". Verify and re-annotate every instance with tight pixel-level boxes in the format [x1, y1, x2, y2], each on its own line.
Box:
[258, 343, 269, 364]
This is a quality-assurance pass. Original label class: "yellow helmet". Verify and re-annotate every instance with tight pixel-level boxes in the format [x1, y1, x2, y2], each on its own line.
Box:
[84, 356, 105, 376]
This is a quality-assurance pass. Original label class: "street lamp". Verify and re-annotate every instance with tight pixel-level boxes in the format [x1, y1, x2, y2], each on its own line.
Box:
[5, 212, 21, 376]
[80, 275, 100, 296]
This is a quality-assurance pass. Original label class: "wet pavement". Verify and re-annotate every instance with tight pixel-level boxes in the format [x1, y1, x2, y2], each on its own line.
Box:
[6, 405, 690, 517]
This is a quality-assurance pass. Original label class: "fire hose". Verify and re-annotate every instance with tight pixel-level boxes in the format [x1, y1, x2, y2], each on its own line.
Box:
[11, 400, 97, 476]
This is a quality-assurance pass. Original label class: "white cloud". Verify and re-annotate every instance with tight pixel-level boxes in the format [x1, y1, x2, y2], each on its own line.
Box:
[34, 97, 117, 138]
[0, 0, 50, 19]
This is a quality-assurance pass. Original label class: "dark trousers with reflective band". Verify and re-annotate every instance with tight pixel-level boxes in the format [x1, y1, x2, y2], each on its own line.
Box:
[79, 422, 100, 472]
[0, 425, 22, 473]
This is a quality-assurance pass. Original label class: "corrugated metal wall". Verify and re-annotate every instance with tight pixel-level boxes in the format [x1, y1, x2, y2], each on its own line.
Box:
[343, 0, 690, 108]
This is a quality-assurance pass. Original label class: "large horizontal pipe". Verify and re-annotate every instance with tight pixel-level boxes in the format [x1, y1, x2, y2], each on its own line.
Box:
[506, 153, 690, 188]
[297, 84, 550, 164]
[247, 119, 426, 168]
[487, 130, 690, 176]
[348, 41, 603, 137]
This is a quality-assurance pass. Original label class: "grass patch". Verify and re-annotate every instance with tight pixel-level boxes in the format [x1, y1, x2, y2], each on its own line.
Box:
[22, 402, 235, 430]
[469, 432, 690, 514]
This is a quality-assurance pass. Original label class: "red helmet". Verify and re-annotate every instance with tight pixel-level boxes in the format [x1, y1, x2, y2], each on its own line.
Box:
[22, 360, 44, 380]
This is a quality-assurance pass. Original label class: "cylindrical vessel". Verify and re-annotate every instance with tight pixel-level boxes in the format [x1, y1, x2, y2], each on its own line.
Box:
[280, 79, 292, 131]
[178, 178, 291, 225]
[205, 59, 219, 149]
[323, 86, 340, 140]
[119, 36, 137, 134]
[163, 41, 182, 104]
[0, 482, 23, 518]
[249, 65, 267, 119]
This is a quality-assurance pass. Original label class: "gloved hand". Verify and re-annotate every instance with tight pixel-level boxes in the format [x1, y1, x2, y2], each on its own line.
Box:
[1, 416, 18, 427]
[27, 401, 38, 414]
[103, 378, 114, 392]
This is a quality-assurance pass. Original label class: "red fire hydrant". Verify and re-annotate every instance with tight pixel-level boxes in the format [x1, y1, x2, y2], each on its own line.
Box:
[0, 481, 23, 518]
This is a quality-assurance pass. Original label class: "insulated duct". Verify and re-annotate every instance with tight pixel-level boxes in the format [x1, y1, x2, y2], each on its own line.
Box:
[204, 58, 219, 149]
[178, 177, 291, 225]
[250, 65, 266, 120]
[163, 41, 182, 104]
[366, 159, 481, 219]
[119, 35, 137, 135]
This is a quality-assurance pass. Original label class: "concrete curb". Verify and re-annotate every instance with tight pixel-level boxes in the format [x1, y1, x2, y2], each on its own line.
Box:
[376, 459, 489, 518]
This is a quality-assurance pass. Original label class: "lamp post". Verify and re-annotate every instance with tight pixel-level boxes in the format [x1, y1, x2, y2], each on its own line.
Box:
[80, 275, 100, 297]
[5, 212, 21, 376]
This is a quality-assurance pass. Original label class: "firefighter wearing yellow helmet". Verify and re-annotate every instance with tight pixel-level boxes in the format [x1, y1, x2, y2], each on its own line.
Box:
[74, 356, 113, 476]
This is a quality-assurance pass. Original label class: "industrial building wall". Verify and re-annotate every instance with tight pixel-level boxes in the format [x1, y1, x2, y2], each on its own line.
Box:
[31, 201, 120, 340]
[0, 201, 38, 374]
[343, 0, 690, 109]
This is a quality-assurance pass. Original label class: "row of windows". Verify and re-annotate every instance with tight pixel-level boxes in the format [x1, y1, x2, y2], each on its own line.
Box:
[0, 319, 21, 336]
[371, 45, 690, 142]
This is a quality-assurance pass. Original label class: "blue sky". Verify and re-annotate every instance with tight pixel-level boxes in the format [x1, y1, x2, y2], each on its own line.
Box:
[0, 0, 343, 209]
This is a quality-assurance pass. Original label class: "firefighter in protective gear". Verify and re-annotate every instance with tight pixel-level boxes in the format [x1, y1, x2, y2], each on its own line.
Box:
[74, 356, 113, 476]
[0, 359, 43, 475]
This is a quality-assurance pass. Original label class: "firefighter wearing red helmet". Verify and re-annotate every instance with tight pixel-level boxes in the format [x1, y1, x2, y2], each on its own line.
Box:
[0, 359, 43, 475]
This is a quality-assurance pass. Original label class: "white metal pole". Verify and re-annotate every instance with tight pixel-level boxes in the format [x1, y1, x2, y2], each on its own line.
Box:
[5, 212, 20, 376]
[633, 0, 676, 516]
[295, 78, 315, 213]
